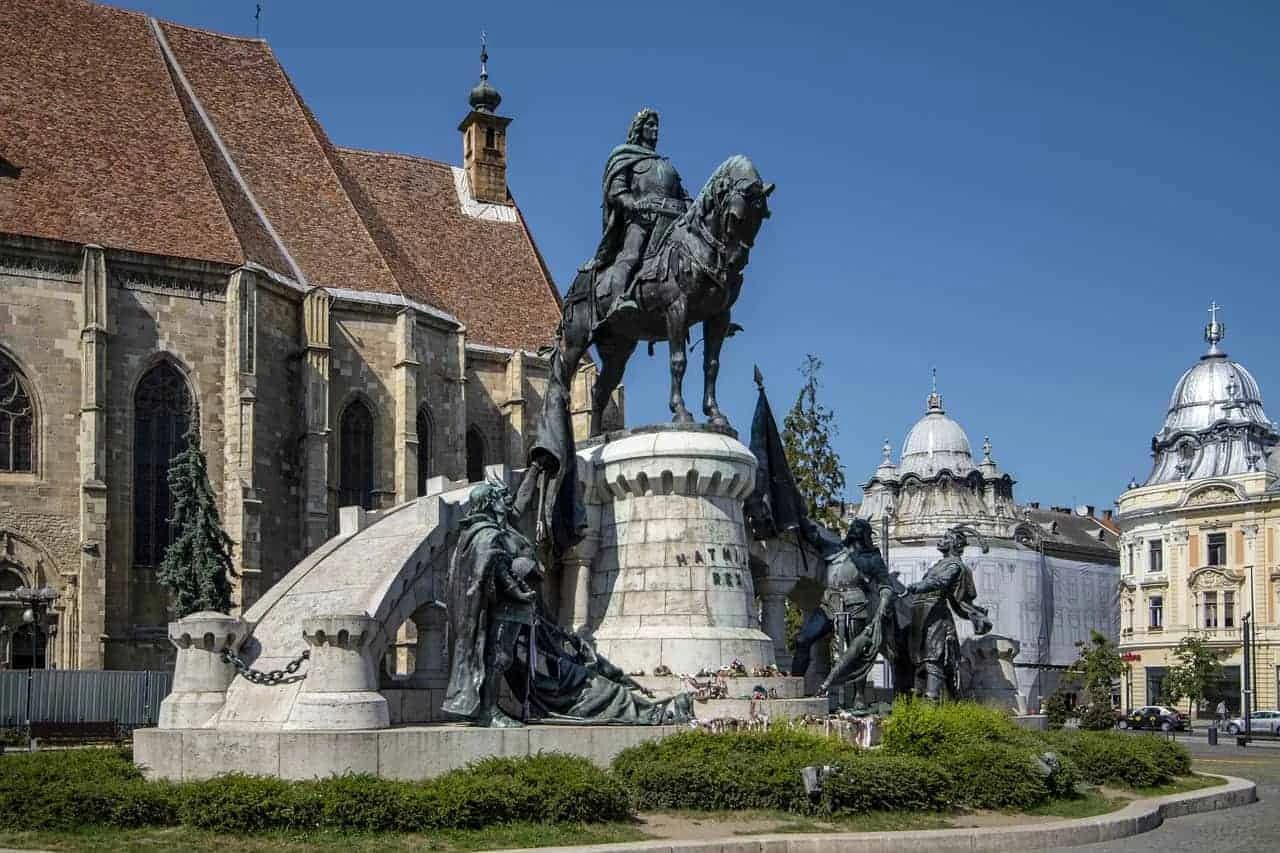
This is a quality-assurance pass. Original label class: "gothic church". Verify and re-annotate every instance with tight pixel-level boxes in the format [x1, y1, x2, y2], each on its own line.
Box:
[0, 0, 602, 669]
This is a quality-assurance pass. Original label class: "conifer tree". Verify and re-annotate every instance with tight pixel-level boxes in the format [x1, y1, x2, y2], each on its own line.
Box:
[157, 426, 235, 617]
[781, 354, 846, 527]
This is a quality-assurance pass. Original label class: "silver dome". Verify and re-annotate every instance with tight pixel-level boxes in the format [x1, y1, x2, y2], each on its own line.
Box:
[899, 391, 975, 477]
[1162, 357, 1268, 433]
[1144, 310, 1280, 486]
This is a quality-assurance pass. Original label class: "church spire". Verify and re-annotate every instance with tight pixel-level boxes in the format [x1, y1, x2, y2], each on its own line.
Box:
[468, 32, 502, 113]
[459, 31, 512, 206]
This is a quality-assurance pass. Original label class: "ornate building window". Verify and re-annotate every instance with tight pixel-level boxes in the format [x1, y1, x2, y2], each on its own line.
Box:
[0, 352, 35, 473]
[466, 427, 486, 484]
[339, 399, 375, 509]
[1224, 590, 1235, 628]
[1207, 532, 1227, 566]
[1148, 595, 1163, 630]
[416, 407, 432, 497]
[1126, 543, 1135, 575]
[1202, 590, 1219, 628]
[133, 362, 193, 568]
[1148, 539, 1163, 573]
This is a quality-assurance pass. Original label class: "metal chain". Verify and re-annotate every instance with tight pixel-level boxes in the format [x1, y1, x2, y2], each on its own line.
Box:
[221, 648, 311, 686]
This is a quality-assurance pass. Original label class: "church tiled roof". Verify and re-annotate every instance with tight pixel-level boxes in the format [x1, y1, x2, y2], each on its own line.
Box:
[0, 0, 560, 351]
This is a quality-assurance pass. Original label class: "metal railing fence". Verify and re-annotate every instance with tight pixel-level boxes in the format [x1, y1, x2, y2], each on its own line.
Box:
[0, 669, 172, 730]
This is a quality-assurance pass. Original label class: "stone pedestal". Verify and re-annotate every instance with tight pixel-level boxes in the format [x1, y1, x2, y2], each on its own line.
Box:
[285, 614, 389, 731]
[158, 611, 249, 729]
[585, 426, 776, 675]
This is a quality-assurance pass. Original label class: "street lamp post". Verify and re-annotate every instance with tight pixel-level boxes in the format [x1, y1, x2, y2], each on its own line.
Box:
[14, 586, 58, 741]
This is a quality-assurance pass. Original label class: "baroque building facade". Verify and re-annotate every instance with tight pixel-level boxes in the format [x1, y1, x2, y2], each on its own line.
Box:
[1116, 310, 1280, 715]
[856, 384, 1120, 710]
[0, 0, 605, 670]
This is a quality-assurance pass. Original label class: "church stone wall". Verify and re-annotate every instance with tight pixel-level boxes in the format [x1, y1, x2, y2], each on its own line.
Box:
[329, 310, 399, 510]
[253, 285, 303, 583]
[1, 249, 570, 672]
[0, 264, 82, 606]
[466, 357, 511, 468]
[104, 278, 228, 669]
[413, 322, 464, 483]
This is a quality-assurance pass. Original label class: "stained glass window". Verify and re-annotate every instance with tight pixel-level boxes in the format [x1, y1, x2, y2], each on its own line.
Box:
[417, 407, 432, 497]
[339, 400, 375, 509]
[133, 362, 193, 567]
[0, 353, 34, 473]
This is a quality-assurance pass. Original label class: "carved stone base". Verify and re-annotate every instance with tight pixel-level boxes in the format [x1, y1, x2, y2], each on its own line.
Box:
[579, 426, 776, 675]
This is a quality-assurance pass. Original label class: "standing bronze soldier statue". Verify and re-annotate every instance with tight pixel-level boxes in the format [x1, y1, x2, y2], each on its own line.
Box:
[904, 524, 994, 701]
[589, 108, 691, 325]
[792, 517, 908, 712]
[442, 480, 543, 728]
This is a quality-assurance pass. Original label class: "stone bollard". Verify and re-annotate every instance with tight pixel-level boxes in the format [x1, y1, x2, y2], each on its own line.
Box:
[284, 614, 389, 730]
[158, 611, 250, 729]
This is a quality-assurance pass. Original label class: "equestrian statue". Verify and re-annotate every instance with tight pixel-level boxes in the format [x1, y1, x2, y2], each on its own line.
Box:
[525, 108, 775, 553]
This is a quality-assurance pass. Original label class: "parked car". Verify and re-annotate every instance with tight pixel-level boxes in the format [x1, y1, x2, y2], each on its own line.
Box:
[1117, 705, 1188, 732]
[1225, 709, 1280, 735]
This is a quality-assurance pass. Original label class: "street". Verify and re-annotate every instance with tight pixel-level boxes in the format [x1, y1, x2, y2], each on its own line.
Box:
[1048, 734, 1279, 852]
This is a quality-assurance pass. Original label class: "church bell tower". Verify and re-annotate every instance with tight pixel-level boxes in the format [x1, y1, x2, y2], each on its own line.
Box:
[458, 35, 512, 205]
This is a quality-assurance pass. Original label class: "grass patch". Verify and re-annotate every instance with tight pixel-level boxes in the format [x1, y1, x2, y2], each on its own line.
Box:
[1134, 772, 1227, 797]
[0, 822, 648, 852]
[1024, 789, 1126, 819]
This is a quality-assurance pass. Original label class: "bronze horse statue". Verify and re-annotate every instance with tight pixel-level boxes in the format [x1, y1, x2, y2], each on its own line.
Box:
[557, 154, 773, 435]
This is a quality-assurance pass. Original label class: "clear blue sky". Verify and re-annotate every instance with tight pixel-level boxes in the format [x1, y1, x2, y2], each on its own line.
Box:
[116, 0, 1280, 510]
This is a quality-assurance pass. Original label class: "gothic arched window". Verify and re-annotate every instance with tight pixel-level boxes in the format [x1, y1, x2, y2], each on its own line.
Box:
[133, 362, 193, 568]
[466, 427, 486, 484]
[0, 352, 35, 473]
[339, 400, 375, 509]
[416, 407, 432, 497]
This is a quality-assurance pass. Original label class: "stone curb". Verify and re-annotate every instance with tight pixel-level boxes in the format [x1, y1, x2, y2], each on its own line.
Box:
[500, 774, 1257, 853]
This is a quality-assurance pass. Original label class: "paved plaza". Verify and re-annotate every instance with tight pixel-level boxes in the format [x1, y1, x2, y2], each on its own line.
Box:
[1047, 734, 1280, 852]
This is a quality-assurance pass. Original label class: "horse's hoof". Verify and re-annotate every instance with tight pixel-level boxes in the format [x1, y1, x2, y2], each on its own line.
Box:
[671, 411, 695, 425]
[707, 414, 729, 427]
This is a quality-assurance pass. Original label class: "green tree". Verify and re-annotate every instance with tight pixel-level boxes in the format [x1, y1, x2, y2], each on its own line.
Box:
[1067, 630, 1126, 730]
[1164, 634, 1228, 717]
[781, 355, 845, 527]
[157, 426, 236, 617]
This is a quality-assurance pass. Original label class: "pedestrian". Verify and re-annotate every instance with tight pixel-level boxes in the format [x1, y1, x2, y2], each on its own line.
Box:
[1216, 699, 1228, 728]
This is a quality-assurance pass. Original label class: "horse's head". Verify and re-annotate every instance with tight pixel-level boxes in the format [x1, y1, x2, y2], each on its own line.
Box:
[685, 155, 774, 267]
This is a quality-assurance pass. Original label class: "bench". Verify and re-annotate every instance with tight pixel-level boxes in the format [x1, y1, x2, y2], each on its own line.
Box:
[28, 721, 122, 746]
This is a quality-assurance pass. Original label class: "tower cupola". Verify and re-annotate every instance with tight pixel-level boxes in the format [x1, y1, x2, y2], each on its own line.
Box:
[458, 33, 512, 205]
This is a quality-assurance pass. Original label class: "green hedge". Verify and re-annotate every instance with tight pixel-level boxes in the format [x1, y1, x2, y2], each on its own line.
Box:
[880, 699, 1081, 809]
[611, 727, 859, 812]
[0, 749, 629, 833]
[820, 753, 955, 813]
[1042, 731, 1189, 788]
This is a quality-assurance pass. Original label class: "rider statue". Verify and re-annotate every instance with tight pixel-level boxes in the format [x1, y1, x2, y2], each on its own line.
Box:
[792, 517, 906, 712]
[904, 525, 994, 702]
[589, 108, 691, 323]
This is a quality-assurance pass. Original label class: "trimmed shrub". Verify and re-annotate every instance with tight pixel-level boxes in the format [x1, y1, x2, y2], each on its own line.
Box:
[180, 774, 322, 832]
[937, 741, 1053, 810]
[882, 698, 1040, 759]
[1042, 731, 1176, 788]
[0, 748, 180, 830]
[821, 753, 955, 813]
[1146, 735, 1192, 778]
[611, 727, 859, 812]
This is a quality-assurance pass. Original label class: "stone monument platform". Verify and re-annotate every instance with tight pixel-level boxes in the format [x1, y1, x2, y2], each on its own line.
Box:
[134, 723, 684, 782]
[632, 675, 829, 720]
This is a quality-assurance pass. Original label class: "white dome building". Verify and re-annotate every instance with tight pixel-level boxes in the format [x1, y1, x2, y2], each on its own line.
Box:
[1116, 307, 1280, 717]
